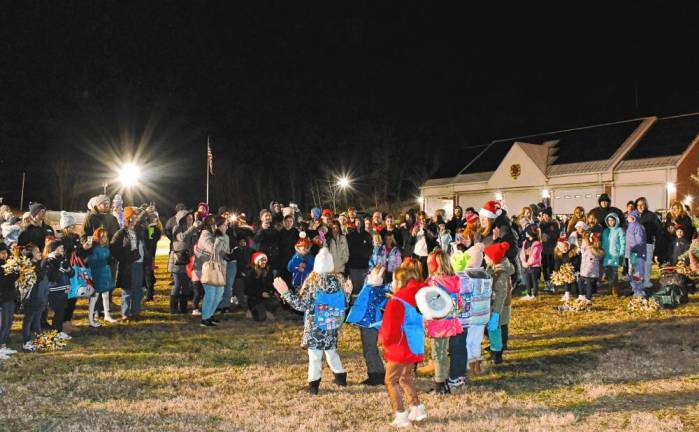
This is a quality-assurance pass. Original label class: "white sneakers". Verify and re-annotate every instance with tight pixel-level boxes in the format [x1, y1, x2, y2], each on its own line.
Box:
[0, 353, 9, 360]
[23, 341, 36, 352]
[192, 309, 202, 316]
[390, 411, 411, 428]
[522, 295, 536, 301]
[0, 347, 17, 355]
[561, 292, 570, 302]
[408, 404, 427, 422]
[103, 315, 118, 323]
[57, 332, 72, 340]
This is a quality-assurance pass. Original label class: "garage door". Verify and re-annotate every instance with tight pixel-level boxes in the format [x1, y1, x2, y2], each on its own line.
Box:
[499, 190, 542, 216]
[613, 185, 666, 212]
[552, 187, 604, 215]
[458, 192, 494, 211]
[424, 197, 454, 220]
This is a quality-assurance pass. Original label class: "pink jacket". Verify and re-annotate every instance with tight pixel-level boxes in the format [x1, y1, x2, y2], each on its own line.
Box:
[520, 240, 542, 268]
[424, 275, 463, 338]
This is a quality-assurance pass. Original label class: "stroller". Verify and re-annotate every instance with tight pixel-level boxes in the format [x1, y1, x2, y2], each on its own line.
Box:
[653, 266, 694, 308]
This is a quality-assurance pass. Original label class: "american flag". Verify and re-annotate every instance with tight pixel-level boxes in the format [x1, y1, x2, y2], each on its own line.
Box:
[207, 138, 214, 175]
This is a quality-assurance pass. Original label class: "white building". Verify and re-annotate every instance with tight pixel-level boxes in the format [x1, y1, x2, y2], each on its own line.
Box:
[421, 113, 699, 218]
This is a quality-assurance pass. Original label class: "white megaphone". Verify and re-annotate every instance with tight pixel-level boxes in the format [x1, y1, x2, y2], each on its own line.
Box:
[415, 285, 453, 320]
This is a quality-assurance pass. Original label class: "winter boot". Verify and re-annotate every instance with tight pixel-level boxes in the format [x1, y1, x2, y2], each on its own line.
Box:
[308, 379, 321, 395]
[416, 360, 434, 377]
[474, 359, 483, 375]
[491, 351, 503, 364]
[467, 360, 477, 376]
[390, 411, 411, 428]
[434, 381, 450, 395]
[361, 372, 385, 386]
[333, 372, 347, 387]
[169, 296, 178, 314]
[501, 324, 509, 351]
[408, 404, 427, 422]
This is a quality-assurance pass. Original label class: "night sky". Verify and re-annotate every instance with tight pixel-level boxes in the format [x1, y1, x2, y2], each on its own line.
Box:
[1, 3, 698, 215]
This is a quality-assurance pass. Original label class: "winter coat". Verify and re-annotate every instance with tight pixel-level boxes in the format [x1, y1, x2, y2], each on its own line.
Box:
[83, 211, 120, 239]
[601, 213, 626, 266]
[347, 228, 372, 270]
[253, 227, 280, 270]
[0, 259, 18, 304]
[580, 245, 603, 278]
[539, 220, 560, 254]
[111, 227, 144, 291]
[278, 227, 300, 273]
[87, 245, 114, 293]
[281, 272, 349, 350]
[18, 222, 55, 251]
[379, 279, 427, 364]
[625, 220, 647, 259]
[167, 210, 199, 273]
[231, 246, 253, 279]
[409, 223, 439, 256]
[1, 223, 20, 246]
[520, 240, 542, 268]
[327, 234, 349, 273]
[24, 261, 48, 311]
[288, 252, 315, 289]
[670, 237, 690, 266]
[487, 259, 515, 325]
[591, 205, 624, 228]
[45, 254, 74, 292]
[638, 210, 661, 244]
[424, 275, 463, 338]
[194, 229, 229, 277]
[244, 268, 275, 309]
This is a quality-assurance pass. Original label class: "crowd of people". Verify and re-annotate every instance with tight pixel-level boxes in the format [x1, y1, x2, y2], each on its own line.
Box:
[0, 192, 695, 427]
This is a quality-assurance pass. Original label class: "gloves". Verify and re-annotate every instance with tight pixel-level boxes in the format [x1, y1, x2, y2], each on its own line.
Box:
[488, 312, 500, 332]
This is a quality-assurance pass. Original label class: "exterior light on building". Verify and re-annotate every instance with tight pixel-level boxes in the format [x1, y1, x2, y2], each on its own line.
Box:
[667, 182, 676, 194]
[417, 196, 424, 204]
[684, 195, 693, 206]
[494, 192, 503, 201]
[541, 189, 550, 198]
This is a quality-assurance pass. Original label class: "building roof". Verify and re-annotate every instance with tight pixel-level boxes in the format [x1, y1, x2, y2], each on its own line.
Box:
[457, 118, 645, 176]
[623, 113, 699, 160]
[616, 155, 682, 171]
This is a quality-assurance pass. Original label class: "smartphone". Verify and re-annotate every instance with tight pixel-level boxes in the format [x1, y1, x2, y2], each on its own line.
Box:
[86, 237, 93, 247]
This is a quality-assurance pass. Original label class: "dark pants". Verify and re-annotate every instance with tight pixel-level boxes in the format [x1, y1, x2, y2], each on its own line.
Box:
[564, 282, 579, 295]
[605, 266, 619, 285]
[248, 297, 279, 321]
[579, 276, 597, 300]
[0, 302, 15, 346]
[48, 291, 67, 333]
[542, 253, 555, 281]
[525, 267, 542, 296]
[360, 327, 385, 375]
[192, 281, 204, 310]
[501, 324, 509, 351]
[63, 297, 77, 322]
[22, 308, 43, 343]
[144, 256, 156, 299]
[449, 328, 467, 380]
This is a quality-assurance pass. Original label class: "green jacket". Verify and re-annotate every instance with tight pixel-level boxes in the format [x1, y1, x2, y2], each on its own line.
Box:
[488, 259, 515, 325]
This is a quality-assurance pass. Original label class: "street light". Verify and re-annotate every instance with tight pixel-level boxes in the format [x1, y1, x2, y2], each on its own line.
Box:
[337, 176, 351, 189]
[118, 163, 142, 188]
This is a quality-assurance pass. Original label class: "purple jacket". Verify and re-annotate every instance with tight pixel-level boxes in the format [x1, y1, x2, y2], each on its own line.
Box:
[625, 220, 647, 259]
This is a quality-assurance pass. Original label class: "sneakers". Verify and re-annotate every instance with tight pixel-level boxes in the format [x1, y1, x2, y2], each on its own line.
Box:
[103, 315, 118, 323]
[23, 341, 36, 352]
[56, 332, 72, 340]
[577, 295, 587, 301]
[390, 411, 411, 428]
[447, 376, 466, 388]
[0, 347, 17, 355]
[192, 309, 202, 316]
[200, 319, 215, 327]
[308, 379, 321, 395]
[561, 292, 570, 302]
[433, 381, 450, 395]
[522, 295, 536, 301]
[408, 404, 427, 422]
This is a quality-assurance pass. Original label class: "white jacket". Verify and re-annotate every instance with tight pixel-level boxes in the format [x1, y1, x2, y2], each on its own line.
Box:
[328, 234, 349, 273]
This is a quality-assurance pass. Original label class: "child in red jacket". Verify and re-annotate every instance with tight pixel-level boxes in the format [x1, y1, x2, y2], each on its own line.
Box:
[379, 260, 428, 428]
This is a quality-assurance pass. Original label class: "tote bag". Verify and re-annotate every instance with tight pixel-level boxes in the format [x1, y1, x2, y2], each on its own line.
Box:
[68, 253, 95, 299]
[201, 241, 225, 287]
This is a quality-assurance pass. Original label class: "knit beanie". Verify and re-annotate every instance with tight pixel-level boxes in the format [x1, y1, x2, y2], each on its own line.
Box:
[124, 206, 136, 222]
[313, 247, 334, 273]
[29, 202, 46, 218]
[311, 208, 321, 219]
[59, 211, 76, 229]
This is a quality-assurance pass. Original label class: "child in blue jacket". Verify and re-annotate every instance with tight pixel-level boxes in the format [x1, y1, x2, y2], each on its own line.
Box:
[601, 213, 626, 296]
[287, 233, 314, 292]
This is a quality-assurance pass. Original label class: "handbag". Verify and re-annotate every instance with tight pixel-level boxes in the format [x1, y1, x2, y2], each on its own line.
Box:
[201, 240, 226, 287]
[68, 253, 95, 299]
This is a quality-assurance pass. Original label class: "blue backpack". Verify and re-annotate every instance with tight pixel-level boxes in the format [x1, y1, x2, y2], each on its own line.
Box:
[346, 282, 390, 328]
[395, 297, 425, 356]
[314, 290, 346, 331]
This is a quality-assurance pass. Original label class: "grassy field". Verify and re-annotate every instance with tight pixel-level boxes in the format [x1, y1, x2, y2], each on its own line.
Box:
[0, 257, 698, 432]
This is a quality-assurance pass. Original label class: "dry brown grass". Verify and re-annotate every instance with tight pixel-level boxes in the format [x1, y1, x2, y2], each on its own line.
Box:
[0, 259, 697, 431]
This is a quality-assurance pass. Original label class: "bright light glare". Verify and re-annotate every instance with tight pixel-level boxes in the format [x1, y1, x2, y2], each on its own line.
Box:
[118, 163, 141, 187]
[684, 195, 693, 205]
[667, 182, 676, 193]
[495, 192, 503, 201]
[338, 177, 351, 188]
[541, 189, 550, 198]
[416, 196, 424, 204]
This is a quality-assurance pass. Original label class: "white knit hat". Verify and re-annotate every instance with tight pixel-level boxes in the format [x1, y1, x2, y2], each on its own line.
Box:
[282, 207, 293, 217]
[313, 247, 335, 274]
[59, 211, 76, 229]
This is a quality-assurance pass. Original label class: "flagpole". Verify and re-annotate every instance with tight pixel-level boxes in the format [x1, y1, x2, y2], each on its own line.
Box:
[206, 136, 210, 206]
[19, 171, 26, 211]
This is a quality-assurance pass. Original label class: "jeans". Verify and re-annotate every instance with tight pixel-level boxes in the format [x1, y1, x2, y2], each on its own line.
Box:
[360, 326, 385, 375]
[466, 324, 485, 361]
[121, 262, 144, 317]
[22, 308, 43, 343]
[488, 324, 503, 353]
[202, 284, 224, 320]
[385, 361, 419, 413]
[448, 329, 467, 380]
[0, 302, 15, 346]
[431, 337, 449, 382]
[605, 266, 619, 285]
[171, 272, 190, 296]
[349, 268, 368, 296]
[542, 253, 555, 281]
[630, 256, 646, 296]
[644, 244, 654, 288]
[579, 276, 598, 300]
[218, 260, 237, 310]
[48, 291, 68, 333]
[307, 348, 344, 382]
[525, 267, 541, 296]
[192, 281, 204, 309]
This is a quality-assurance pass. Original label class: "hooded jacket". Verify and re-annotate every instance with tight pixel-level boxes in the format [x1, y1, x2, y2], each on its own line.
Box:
[601, 212, 626, 266]
[625, 211, 647, 259]
[379, 279, 427, 364]
[590, 195, 624, 228]
[346, 223, 372, 269]
[167, 210, 199, 273]
[487, 258, 515, 325]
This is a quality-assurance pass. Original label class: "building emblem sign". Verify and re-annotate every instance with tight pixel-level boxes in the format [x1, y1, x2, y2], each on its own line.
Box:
[510, 164, 521, 179]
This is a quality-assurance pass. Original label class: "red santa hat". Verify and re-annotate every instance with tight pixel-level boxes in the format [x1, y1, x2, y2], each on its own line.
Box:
[484, 242, 510, 265]
[466, 213, 479, 225]
[322, 208, 333, 217]
[479, 201, 502, 219]
[295, 231, 311, 249]
[251, 251, 268, 266]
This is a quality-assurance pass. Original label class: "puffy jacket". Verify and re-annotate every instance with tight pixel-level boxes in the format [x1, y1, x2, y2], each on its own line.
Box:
[625, 219, 647, 259]
[424, 275, 462, 338]
[580, 245, 603, 278]
[327, 234, 349, 273]
[520, 240, 542, 268]
[488, 259, 515, 325]
[379, 279, 427, 364]
[601, 213, 626, 266]
[168, 210, 199, 273]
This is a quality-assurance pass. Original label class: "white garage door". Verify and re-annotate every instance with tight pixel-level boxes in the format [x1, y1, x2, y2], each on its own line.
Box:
[613, 185, 666, 212]
[458, 192, 495, 211]
[499, 190, 542, 216]
[424, 197, 454, 220]
[552, 187, 604, 215]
